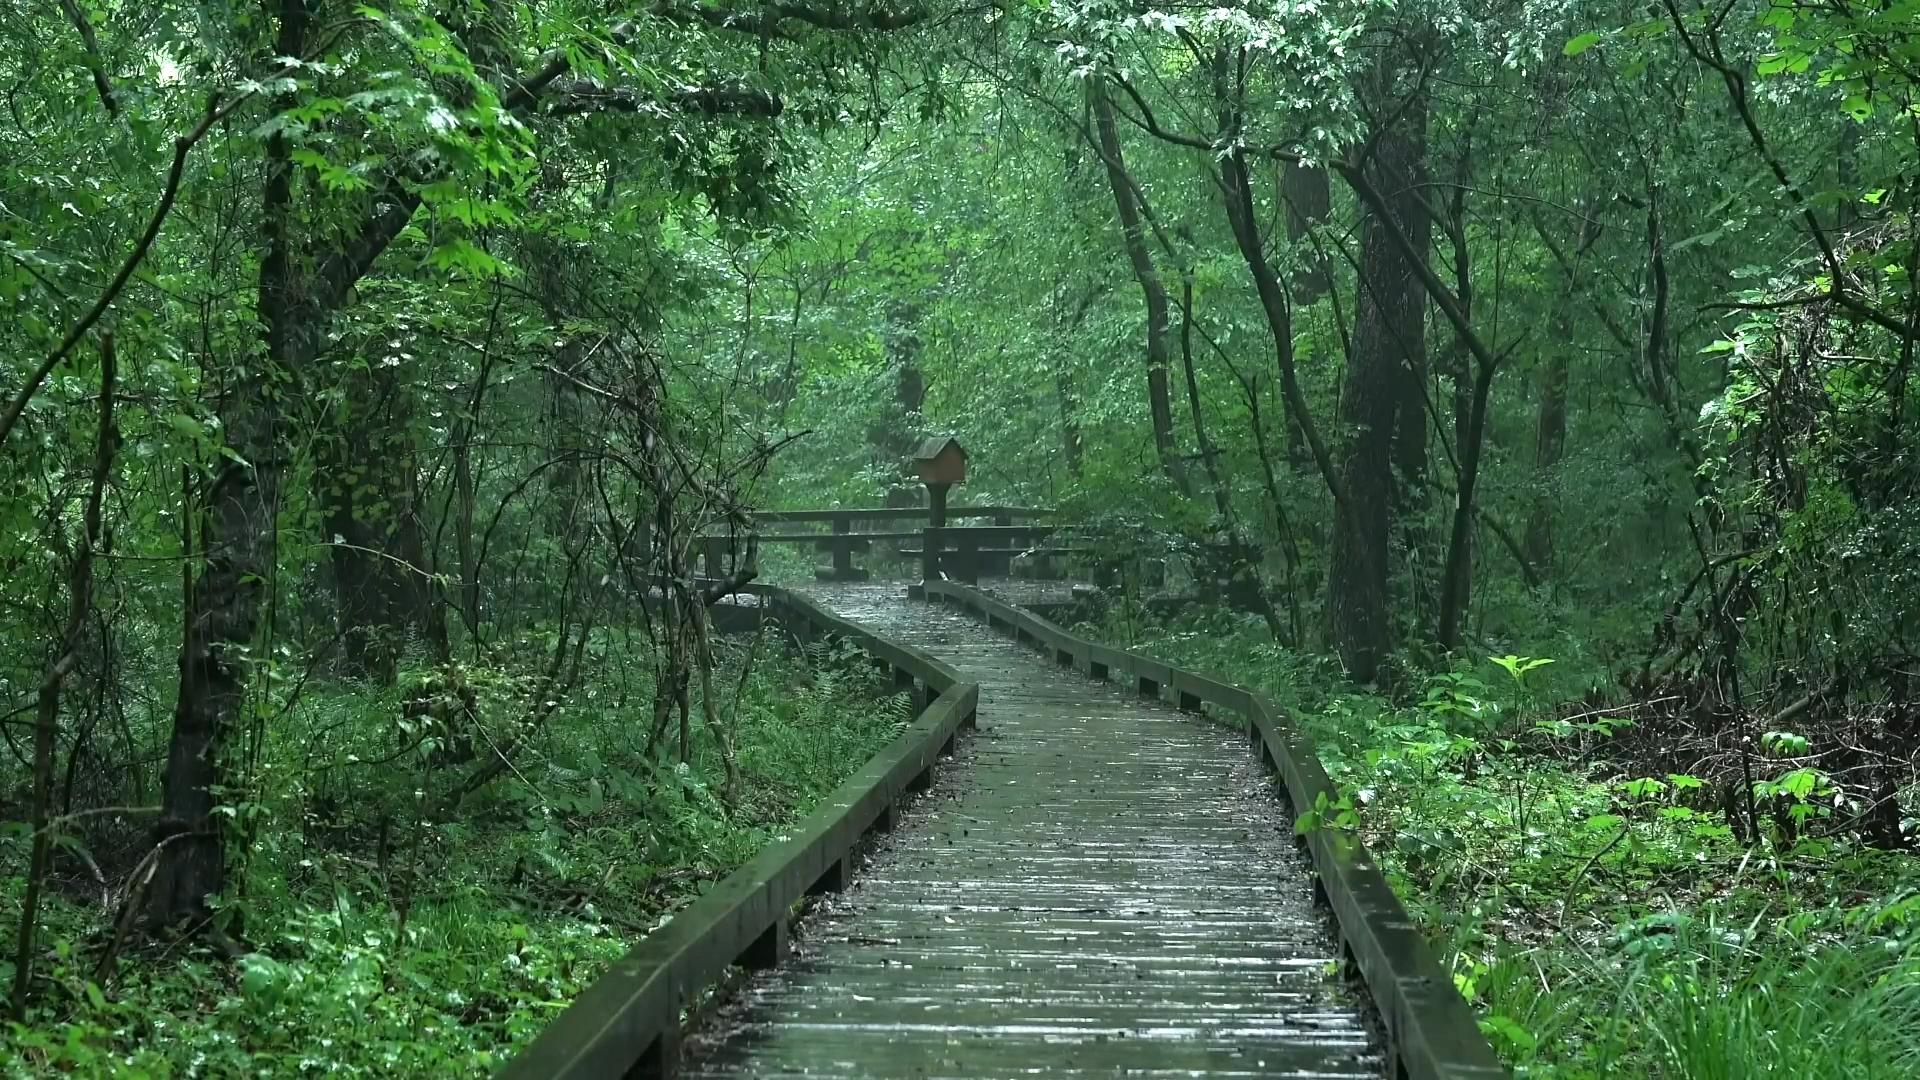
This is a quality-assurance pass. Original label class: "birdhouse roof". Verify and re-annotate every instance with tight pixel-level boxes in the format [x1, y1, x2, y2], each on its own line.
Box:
[913, 436, 967, 461]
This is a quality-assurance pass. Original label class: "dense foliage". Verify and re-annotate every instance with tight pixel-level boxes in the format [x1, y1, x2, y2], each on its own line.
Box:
[3, 0, 1919, 1074]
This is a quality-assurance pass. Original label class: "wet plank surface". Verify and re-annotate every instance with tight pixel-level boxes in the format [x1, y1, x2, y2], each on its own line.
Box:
[683, 582, 1382, 1078]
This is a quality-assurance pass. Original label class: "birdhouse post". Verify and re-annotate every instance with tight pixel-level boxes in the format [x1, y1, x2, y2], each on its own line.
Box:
[913, 436, 968, 525]
[913, 437, 968, 580]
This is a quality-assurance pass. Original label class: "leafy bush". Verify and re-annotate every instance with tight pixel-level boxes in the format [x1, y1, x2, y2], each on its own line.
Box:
[1079, 602, 1920, 1077]
[2, 633, 909, 1077]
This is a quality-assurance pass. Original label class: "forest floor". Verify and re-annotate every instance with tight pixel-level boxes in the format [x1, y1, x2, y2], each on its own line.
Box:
[1, 632, 909, 1078]
[1083, 598, 1920, 1078]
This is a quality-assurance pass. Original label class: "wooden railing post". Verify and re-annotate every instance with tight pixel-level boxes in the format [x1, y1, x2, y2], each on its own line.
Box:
[832, 515, 853, 577]
[922, 482, 949, 582]
[956, 529, 980, 584]
[819, 513, 869, 582]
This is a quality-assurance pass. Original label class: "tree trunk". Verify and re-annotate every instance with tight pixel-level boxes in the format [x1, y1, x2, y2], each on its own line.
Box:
[454, 360, 486, 639]
[1054, 285, 1099, 482]
[1437, 357, 1497, 650]
[1281, 163, 1332, 305]
[1434, 149, 1478, 646]
[11, 334, 115, 1018]
[1236, 369, 1307, 645]
[322, 366, 445, 681]
[150, 5, 310, 925]
[1090, 79, 1186, 494]
[1284, 169, 1330, 479]
[1057, 368, 1084, 478]
[1330, 103, 1430, 681]
[151, 342, 287, 926]
[873, 297, 927, 502]
[150, 0, 421, 925]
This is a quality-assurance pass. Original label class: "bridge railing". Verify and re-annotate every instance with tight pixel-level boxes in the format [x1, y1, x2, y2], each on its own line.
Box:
[699, 505, 1055, 581]
[920, 579, 1506, 1080]
[496, 584, 979, 1080]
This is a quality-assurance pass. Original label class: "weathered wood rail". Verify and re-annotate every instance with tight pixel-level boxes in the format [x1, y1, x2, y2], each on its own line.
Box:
[496, 585, 978, 1080]
[744, 505, 1047, 525]
[918, 579, 1505, 1080]
[700, 506, 1061, 582]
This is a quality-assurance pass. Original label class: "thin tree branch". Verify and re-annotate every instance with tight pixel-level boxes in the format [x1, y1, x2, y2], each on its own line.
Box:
[1663, 0, 1916, 341]
[11, 331, 117, 1019]
[1333, 156, 1502, 373]
[57, 0, 118, 118]
[0, 86, 258, 454]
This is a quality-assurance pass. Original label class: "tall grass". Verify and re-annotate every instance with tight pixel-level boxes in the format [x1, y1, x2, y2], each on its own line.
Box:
[1482, 913, 1920, 1078]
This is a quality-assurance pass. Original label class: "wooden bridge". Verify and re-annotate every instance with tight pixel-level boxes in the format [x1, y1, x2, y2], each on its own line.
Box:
[499, 565, 1503, 1077]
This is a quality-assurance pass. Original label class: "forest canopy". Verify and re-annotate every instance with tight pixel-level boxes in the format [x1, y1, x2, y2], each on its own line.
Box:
[4, 0, 1920, 1074]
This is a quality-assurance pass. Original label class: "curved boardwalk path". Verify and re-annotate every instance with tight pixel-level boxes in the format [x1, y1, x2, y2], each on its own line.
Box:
[682, 583, 1383, 1078]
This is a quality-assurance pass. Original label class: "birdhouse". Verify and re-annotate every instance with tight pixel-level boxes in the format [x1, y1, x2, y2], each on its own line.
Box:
[913, 437, 968, 485]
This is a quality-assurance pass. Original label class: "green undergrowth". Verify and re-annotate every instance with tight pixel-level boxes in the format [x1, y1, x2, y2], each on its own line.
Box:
[2, 633, 909, 1078]
[1076, 599, 1920, 1079]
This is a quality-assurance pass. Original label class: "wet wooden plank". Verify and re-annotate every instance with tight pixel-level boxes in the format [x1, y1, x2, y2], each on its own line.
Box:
[681, 584, 1385, 1079]
[923, 580, 1505, 1080]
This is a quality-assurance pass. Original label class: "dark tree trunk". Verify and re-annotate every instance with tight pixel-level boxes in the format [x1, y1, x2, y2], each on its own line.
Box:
[1090, 79, 1186, 493]
[1281, 163, 1332, 305]
[541, 338, 592, 539]
[1437, 358, 1497, 650]
[151, 317, 289, 928]
[1237, 369, 1308, 645]
[1283, 166, 1330, 479]
[1330, 104, 1430, 681]
[453, 337, 498, 640]
[322, 367, 446, 681]
[1054, 285, 1099, 482]
[1433, 149, 1478, 647]
[1286, 346, 1322, 477]
[1448, 345, 1474, 608]
[1057, 368, 1084, 478]
[150, 0, 421, 925]
[149, 3, 311, 926]
[1526, 211, 1601, 574]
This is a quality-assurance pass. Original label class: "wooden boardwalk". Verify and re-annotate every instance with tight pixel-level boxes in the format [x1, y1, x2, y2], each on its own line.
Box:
[681, 583, 1382, 1078]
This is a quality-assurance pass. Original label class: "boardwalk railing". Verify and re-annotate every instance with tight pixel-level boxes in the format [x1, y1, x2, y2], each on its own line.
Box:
[497, 585, 978, 1080]
[699, 505, 1054, 581]
[921, 579, 1506, 1080]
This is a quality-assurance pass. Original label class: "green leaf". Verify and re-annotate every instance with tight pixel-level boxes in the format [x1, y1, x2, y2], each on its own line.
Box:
[1564, 32, 1603, 57]
[1480, 1014, 1538, 1054]
[424, 239, 509, 278]
[1489, 655, 1554, 682]
[164, 413, 206, 441]
[1619, 777, 1668, 799]
[1761, 730, 1810, 756]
